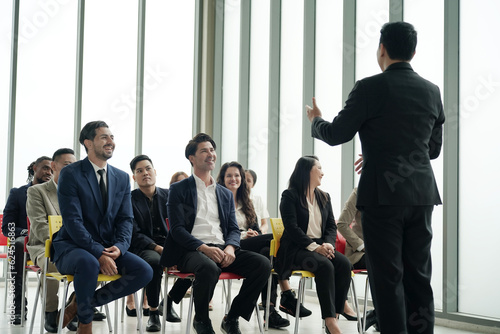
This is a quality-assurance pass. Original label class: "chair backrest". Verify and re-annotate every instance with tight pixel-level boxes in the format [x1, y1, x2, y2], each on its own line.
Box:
[48, 215, 63, 240]
[0, 214, 6, 246]
[335, 231, 347, 255]
[269, 218, 285, 257]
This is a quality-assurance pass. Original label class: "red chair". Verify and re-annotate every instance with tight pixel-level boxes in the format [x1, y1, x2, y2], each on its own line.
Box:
[335, 231, 369, 334]
[162, 218, 263, 334]
[162, 270, 263, 334]
[1, 214, 9, 313]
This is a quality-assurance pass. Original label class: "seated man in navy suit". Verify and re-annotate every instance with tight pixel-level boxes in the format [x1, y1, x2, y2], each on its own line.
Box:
[160, 133, 271, 334]
[52, 121, 152, 334]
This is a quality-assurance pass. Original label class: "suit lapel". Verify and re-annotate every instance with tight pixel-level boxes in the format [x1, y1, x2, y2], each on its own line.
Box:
[82, 158, 106, 214]
[46, 181, 61, 215]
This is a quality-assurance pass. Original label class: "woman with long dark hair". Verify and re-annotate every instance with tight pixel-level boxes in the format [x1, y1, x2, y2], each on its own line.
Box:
[276, 156, 352, 334]
[217, 161, 311, 329]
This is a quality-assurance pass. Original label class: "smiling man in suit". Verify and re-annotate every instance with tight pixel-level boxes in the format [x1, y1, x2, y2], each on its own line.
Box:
[306, 22, 444, 334]
[52, 121, 152, 334]
[160, 133, 271, 334]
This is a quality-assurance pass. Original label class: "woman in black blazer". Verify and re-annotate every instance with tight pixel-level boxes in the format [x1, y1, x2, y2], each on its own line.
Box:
[276, 156, 352, 334]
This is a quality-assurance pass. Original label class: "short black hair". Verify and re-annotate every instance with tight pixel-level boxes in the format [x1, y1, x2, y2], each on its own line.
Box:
[185, 133, 217, 166]
[79, 121, 109, 153]
[246, 169, 257, 185]
[52, 148, 75, 162]
[379, 21, 417, 61]
[130, 154, 153, 173]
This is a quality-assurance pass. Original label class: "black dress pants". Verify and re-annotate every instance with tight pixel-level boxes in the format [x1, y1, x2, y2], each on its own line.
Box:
[292, 249, 351, 319]
[361, 205, 434, 334]
[239, 234, 276, 306]
[176, 246, 271, 323]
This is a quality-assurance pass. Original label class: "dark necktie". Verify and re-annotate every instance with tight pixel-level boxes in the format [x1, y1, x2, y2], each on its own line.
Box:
[97, 169, 107, 211]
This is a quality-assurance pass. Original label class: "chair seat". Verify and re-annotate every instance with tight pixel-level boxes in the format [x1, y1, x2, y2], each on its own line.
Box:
[291, 270, 315, 278]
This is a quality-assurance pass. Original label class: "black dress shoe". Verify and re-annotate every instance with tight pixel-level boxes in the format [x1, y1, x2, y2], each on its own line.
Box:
[341, 311, 358, 321]
[44, 311, 58, 333]
[221, 316, 241, 334]
[125, 306, 137, 317]
[265, 308, 290, 329]
[66, 317, 78, 331]
[165, 299, 181, 322]
[362, 309, 379, 331]
[93, 307, 106, 321]
[143, 308, 150, 316]
[193, 318, 215, 334]
[146, 310, 161, 332]
[279, 290, 312, 318]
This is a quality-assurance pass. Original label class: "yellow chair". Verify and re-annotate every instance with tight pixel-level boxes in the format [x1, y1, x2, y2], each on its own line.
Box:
[265, 218, 315, 334]
[43, 215, 143, 334]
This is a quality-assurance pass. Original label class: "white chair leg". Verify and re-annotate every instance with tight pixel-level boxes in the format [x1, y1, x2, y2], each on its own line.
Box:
[294, 278, 305, 334]
[185, 281, 195, 334]
[135, 291, 144, 334]
[104, 301, 113, 332]
[57, 280, 70, 334]
[350, 277, 362, 334]
[162, 275, 168, 334]
[21, 252, 28, 327]
[28, 271, 41, 334]
[255, 303, 264, 333]
[362, 275, 370, 333]
[264, 272, 273, 331]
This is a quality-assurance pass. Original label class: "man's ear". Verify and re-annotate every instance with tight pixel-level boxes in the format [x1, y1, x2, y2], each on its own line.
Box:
[188, 155, 195, 165]
[84, 138, 92, 151]
[132, 174, 136, 182]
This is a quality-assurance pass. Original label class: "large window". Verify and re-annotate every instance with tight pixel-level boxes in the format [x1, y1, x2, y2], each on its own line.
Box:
[221, 0, 241, 164]
[13, 1, 77, 185]
[247, 0, 271, 206]
[459, 0, 500, 319]
[278, 0, 304, 208]
[81, 1, 137, 173]
[313, 0, 343, 215]
[141, 1, 195, 187]
[404, 0, 445, 311]
[354, 0, 389, 186]
[0, 1, 13, 207]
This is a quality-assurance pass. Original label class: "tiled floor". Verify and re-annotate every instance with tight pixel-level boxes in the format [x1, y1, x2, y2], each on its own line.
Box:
[0, 279, 486, 334]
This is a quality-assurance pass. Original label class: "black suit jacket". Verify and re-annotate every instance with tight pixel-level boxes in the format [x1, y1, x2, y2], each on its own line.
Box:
[160, 175, 241, 268]
[275, 188, 337, 279]
[312, 62, 445, 207]
[130, 187, 169, 254]
[2, 182, 31, 237]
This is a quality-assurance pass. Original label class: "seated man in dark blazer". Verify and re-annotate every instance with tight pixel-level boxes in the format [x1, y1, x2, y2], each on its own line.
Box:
[129, 154, 191, 332]
[2, 156, 53, 325]
[160, 133, 271, 334]
[52, 121, 153, 334]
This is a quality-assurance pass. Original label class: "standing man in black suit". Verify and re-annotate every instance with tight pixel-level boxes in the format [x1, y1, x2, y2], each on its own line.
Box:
[306, 22, 444, 334]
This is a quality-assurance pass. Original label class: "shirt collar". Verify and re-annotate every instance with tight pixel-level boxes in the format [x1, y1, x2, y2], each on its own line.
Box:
[193, 173, 216, 189]
[89, 159, 107, 174]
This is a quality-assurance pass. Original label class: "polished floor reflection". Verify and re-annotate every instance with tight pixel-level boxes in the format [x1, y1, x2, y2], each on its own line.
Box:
[1, 279, 485, 334]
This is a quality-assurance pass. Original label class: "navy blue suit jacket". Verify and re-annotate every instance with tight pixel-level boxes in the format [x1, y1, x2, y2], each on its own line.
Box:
[160, 175, 240, 268]
[312, 62, 445, 207]
[1, 182, 31, 237]
[52, 157, 134, 263]
[130, 187, 169, 254]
